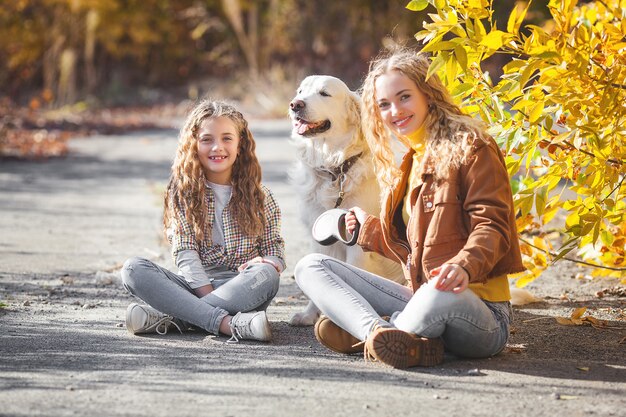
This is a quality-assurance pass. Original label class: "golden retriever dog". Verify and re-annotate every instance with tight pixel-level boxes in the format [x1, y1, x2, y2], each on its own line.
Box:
[288, 75, 405, 326]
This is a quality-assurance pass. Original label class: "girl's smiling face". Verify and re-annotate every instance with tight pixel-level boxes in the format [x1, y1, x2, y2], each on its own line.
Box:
[374, 70, 429, 137]
[197, 116, 240, 184]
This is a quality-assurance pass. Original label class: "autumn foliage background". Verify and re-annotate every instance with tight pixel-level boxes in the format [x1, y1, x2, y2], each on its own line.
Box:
[1, 0, 625, 284]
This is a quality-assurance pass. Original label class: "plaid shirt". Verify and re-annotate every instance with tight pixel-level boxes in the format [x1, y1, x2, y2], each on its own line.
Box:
[169, 184, 285, 271]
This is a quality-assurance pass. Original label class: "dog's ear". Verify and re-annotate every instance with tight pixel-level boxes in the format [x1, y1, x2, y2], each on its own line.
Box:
[346, 91, 362, 125]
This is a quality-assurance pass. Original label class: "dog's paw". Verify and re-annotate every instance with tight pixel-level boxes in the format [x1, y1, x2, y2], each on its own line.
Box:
[288, 311, 320, 327]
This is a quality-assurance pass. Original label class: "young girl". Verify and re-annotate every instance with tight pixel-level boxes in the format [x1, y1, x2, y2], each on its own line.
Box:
[121, 100, 285, 342]
[295, 48, 524, 367]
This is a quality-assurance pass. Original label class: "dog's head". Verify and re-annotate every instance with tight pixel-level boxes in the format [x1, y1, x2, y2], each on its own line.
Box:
[288, 75, 360, 140]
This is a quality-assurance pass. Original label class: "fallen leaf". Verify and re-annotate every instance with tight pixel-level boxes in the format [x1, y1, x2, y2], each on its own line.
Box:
[584, 316, 608, 328]
[555, 306, 611, 329]
[556, 317, 577, 326]
[572, 307, 587, 319]
[576, 366, 589, 371]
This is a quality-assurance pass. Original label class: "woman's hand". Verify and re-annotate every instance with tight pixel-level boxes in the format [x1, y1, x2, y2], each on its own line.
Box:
[430, 263, 469, 293]
[346, 207, 368, 233]
[238, 256, 281, 273]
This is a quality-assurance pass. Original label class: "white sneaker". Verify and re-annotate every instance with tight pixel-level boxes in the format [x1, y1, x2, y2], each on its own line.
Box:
[228, 311, 272, 343]
[125, 303, 181, 335]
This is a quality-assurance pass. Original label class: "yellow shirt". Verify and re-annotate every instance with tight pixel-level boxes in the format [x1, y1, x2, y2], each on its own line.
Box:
[468, 276, 511, 302]
[402, 125, 426, 226]
[401, 126, 510, 302]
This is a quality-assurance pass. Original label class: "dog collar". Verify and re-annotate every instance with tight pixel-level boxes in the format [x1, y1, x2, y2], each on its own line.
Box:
[318, 152, 363, 182]
[316, 152, 363, 208]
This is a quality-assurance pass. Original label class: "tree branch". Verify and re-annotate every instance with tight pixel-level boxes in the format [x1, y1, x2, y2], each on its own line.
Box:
[520, 236, 626, 272]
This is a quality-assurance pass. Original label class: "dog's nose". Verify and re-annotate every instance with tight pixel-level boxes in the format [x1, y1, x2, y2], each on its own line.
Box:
[290, 99, 305, 111]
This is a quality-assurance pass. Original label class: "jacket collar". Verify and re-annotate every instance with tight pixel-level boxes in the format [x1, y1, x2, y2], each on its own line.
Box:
[399, 148, 435, 182]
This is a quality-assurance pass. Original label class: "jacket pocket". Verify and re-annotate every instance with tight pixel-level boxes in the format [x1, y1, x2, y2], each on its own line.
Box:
[422, 239, 466, 277]
[423, 182, 467, 246]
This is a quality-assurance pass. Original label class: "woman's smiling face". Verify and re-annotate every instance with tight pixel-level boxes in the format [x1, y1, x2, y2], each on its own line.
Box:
[196, 116, 240, 185]
[374, 70, 429, 137]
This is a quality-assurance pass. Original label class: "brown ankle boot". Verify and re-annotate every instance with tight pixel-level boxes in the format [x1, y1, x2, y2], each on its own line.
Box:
[364, 327, 444, 368]
[314, 316, 363, 354]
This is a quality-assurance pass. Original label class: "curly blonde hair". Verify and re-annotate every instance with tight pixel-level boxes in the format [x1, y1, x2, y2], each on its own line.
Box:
[360, 47, 488, 188]
[163, 100, 265, 241]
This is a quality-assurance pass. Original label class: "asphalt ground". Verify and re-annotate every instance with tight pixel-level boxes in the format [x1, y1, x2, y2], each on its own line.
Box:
[0, 119, 624, 417]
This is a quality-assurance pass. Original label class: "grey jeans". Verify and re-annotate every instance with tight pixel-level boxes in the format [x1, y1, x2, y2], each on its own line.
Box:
[295, 253, 512, 358]
[121, 257, 280, 335]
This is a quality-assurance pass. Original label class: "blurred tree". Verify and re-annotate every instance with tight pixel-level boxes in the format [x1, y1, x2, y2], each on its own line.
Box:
[0, 0, 427, 105]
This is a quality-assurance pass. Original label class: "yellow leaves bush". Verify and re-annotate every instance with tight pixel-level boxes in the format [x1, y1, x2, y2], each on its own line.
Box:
[410, 0, 626, 286]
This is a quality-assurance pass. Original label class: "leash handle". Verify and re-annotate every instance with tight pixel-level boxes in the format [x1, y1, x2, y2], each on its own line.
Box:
[338, 210, 360, 246]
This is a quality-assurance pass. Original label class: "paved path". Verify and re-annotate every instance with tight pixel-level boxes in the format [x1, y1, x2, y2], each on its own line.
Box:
[0, 120, 624, 417]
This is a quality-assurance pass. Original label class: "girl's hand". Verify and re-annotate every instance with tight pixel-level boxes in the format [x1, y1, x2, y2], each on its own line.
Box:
[238, 256, 264, 272]
[346, 207, 368, 233]
[194, 284, 214, 297]
[238, 256, 281, 273]
[430, 263, 469, 293]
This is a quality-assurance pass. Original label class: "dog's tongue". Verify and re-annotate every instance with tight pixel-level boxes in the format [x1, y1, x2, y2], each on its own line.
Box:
[296, 121, 310, 135]
[295, 119, 323, 135]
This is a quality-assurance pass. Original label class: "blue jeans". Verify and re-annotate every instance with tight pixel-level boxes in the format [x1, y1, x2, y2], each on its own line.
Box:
[295, 253, 511, 358]
[121, 257, 280, 335]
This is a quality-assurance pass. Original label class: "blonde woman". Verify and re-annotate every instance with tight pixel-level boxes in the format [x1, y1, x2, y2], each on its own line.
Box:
[295, 49, 524, 367]
[122, 100, 285, 342]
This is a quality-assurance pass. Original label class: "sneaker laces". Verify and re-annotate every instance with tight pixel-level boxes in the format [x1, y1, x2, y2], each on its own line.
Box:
[363, 342, 376, 363]
[151, 313, 182, 335]
[351, 340, 365, 350]
[227, 312, 243, 343]
[363, 324, 385, 363]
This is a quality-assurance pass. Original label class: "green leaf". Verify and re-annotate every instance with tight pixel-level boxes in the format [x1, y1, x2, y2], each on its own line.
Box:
[446, 56, 458, 83]
[544, 115, 553, 132]
[426, 53, 446, 81]
[535, 186, 548, 216]
[452, 82, 474, 96]
[537, 51, 562, 60]
[552, 245, 577, 262]
[455, 45, 468, 71]
[406, 0, 429, 11]
[517, 194, 534, 216]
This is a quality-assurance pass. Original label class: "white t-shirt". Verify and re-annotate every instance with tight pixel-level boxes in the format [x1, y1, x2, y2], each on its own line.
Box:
[208, 181, 232, 247]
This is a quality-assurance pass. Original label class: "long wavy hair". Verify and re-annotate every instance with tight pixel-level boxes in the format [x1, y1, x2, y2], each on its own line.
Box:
[360, 47, 488, 189]
[163, 100, 265, 241]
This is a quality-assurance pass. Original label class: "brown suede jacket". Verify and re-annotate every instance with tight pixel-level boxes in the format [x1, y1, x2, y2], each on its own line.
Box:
[357, 136, 525, 292]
